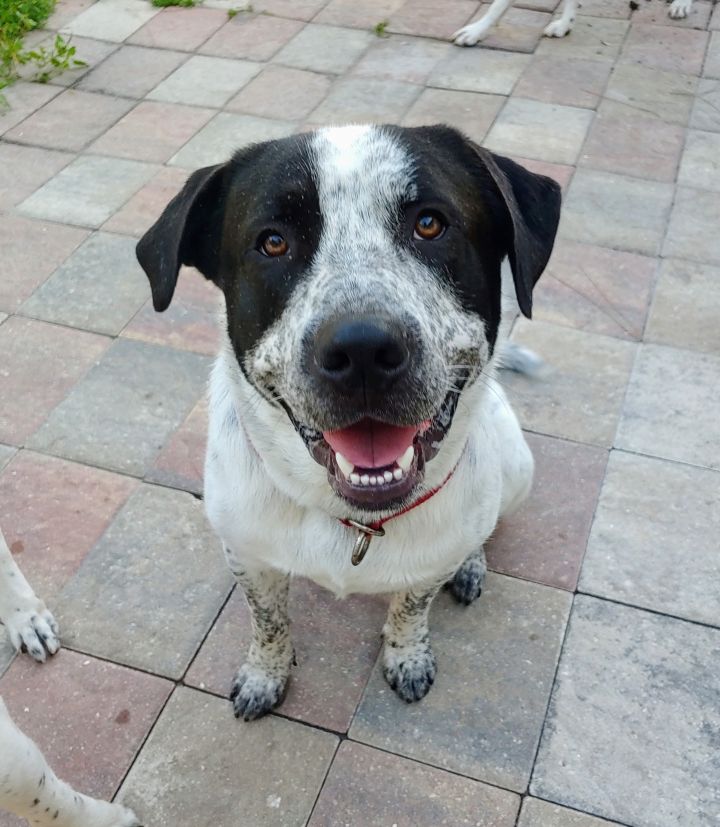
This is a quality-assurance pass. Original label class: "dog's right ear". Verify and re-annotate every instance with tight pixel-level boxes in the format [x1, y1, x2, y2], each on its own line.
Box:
[136, 163, 228, 312]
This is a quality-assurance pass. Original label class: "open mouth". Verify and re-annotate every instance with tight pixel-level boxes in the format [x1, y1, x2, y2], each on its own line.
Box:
[295, 389, 462, 510]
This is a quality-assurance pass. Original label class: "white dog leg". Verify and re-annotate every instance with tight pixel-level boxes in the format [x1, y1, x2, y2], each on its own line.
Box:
[0, 699, 140, 827]
[453, 0, 514, 45]
[543, 0, 578, 37]
[0, 530, 59, 662]
[668, 0, 692, 18]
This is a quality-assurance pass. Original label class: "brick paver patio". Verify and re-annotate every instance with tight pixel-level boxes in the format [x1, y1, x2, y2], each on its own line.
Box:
[1, 1, 719, 825]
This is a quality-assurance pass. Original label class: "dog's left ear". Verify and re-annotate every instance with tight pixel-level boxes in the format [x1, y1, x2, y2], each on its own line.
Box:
[136, 162, 229, 312]
[476, 147, 561, 318]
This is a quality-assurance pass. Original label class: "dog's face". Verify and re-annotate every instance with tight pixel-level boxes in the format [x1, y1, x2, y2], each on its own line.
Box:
[137, 125, 560, 512]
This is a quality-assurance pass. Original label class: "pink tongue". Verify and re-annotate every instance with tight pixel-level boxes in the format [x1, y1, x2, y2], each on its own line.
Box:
[323, 419, 420, 468]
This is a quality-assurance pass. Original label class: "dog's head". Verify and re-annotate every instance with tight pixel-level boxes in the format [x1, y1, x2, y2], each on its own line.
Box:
[137, 125, 560, 512]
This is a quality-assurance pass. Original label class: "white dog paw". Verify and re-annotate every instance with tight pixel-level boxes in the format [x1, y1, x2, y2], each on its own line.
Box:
[5, 604, 60, 662]
[452, 23, 490, 46]
[383, 644, 437, 703]
[230, 663, 287, 721]
[103, 804, 143, 827]
[668, 0, 691, 18]
[71, 798, 142, 827]
[543, 18, 573, 37]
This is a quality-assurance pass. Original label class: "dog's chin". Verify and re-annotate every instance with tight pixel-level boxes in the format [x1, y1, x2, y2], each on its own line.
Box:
[294, 390, 461, 512]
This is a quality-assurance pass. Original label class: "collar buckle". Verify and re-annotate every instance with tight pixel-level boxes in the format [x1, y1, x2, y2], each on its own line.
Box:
[345, 520, 385, 566]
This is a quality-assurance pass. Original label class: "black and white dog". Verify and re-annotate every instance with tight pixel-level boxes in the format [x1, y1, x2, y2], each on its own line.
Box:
[137, 124, 561, 720]
[0, 528, 140, 826]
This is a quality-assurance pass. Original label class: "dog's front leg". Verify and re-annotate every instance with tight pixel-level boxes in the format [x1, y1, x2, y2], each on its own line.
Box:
[382, 578, 447, 703]
[227, 558, 294, 721]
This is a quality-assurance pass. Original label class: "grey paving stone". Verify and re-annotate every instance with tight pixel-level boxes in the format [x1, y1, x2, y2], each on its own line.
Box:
[309, 77, 421, 124]
[55, 485, 233, 678]
[0, 82, 61, 137]
[0, 628, 15, 678]
[28, 339, 210, 476]
[532, 596, 720, 827]
[0, 445, 15, 472]
[505, 320, 637, 447]
[350, 573, 572, 792]
[402, 88, 504, 144]
[273, 24, 374, 74]
[309, 742, 520, 827]
[559, 168, 674, 256]
[580, 451, 720, 627]
[485, 98, 594, 164]
[350, 35, 454, 85]
[430, 48, 531, 96]
[645, 259, 720, 354]
[226, 65, 332, 121]
[705, 32, 720, 79]
[692, 79, 720, 132]
[47, 36, 119, 87]
[118, 686, 337, 825]
[601, 63, 698, 126]
[20, 233, 148, 336]
[61, 0, 158, 41]
[518, 798, 620, 826]
[148, 55, 261, 107]
[678, 129, 720, 191]
[78, 44, 187, 99]
[615, 343, 720, 470]
[169, 112, 295, 169]
[534, 16, 629, 60]
[664, 186, 720, 265]
[18, 155, 157, 229]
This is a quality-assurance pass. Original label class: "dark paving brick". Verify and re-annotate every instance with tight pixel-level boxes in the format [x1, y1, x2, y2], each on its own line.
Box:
[0, 649, 171, 822]
[487, 433, 608, 591]
[387, 0, 478, 39]
[118, 687, 338, 826]
[532, 596, 720, 827]
[309, 742, 520, 826]
[102, 165, 188, 238]
[200, 13, 304, 61]
[0, 317, 110, 446]
[55, 484, 233, 678]
[0, 214, 88, 313]
[128, 6, 228, 50]
[20, 232, 149, 336]
[78, 44, 187, 98]
[186, 579, 388, 733]
[28, 339, 210, 476]
[402, 88, 504, 144]
[351, 574, 572, 792]
[0, 450, 137, 601]
[518, 799, 618, 826]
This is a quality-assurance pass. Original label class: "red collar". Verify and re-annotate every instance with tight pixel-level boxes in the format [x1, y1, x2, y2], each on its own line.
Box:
[340, 457, 461, 566]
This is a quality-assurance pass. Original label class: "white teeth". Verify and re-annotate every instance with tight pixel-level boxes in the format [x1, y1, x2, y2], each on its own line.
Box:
[335, 452, 355, 479]
[360, 474, 370, 486]
[383, 470, 393, 483]
[397, 445, 414, 473]
[377, 475, 385, 485]
[350, 473, 360, 485]
[393, 468, 403, 481]
[369, 476, 377, 485]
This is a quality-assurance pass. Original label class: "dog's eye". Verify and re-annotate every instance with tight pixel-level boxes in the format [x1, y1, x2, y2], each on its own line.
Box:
[413, 212, 445, 241]
[258, 231, 289, 257]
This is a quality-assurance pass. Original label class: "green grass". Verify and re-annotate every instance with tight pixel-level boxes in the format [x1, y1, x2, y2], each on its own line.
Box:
[373, 19, 389, 36]
[1, 0, 85, 100]
[151, 0, 197, 7]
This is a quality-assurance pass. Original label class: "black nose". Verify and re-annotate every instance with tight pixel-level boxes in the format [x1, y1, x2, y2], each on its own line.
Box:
[313, 315, 410, 393]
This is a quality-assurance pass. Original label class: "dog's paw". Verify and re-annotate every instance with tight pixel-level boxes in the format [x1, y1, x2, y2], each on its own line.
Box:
[103, 805, 143, 827]
[5, 605, 60, 663]
[383, 644, 437, 703]
[668, 0, 691, 18]
[230, 663, 287, 721]
[77, 799, 142, 827]
[543, 18, 573, 37]
[448, 553, 486, 606]
[452, 23, 489, 46]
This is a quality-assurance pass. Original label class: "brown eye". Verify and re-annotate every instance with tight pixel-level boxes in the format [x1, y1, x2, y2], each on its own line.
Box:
[259, 231, 289, 257]
[414, 212, 445, 241]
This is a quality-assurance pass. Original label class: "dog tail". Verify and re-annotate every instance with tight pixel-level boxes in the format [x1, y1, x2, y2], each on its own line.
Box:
[497, 341, 546, 377]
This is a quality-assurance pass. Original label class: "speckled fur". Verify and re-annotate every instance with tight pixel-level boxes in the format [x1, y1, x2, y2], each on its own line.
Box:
[0, 529, 141, 827]
[198, 126, 549, 716]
